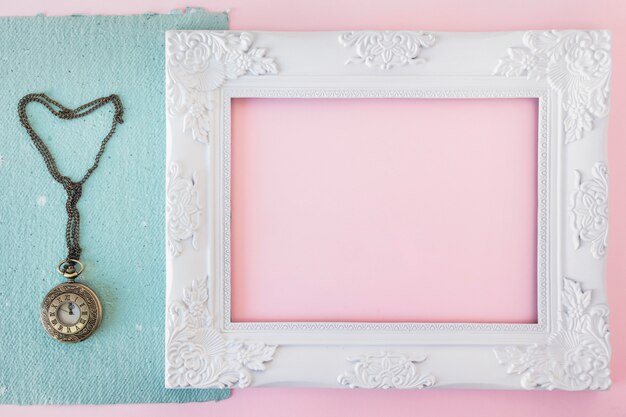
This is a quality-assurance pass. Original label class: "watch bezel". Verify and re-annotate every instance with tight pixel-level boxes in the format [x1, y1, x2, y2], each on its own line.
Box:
[40, 282, 102, 343]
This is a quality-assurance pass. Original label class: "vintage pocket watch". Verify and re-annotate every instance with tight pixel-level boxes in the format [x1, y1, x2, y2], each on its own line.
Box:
[40, 260, 102, 343]
[18, 93, 123, 343]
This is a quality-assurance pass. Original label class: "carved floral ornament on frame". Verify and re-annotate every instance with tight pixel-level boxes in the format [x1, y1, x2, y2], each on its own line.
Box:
[165, 30, 611, 390]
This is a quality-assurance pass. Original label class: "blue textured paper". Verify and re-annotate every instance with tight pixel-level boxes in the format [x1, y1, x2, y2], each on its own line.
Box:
[0, 10, 230, 404]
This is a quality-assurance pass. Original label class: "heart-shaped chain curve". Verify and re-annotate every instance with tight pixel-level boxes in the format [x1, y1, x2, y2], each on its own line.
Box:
[18, 93, 124, 268]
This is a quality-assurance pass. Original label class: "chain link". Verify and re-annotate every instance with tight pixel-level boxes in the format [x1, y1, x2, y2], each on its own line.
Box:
[18, 93, 124, 265]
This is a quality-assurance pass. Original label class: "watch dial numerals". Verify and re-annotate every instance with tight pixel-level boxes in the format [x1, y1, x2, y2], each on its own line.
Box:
[54, 293, 88, 334]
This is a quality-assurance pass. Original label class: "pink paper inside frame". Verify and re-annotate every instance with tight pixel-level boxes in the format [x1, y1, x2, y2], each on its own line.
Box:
[230, 97, 539, 324]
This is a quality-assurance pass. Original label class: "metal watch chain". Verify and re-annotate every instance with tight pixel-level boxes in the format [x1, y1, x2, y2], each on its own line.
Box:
[18, 93, 124, 342]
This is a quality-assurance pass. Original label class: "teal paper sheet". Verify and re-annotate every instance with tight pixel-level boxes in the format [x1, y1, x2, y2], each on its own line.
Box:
[0, 9, 230, 404]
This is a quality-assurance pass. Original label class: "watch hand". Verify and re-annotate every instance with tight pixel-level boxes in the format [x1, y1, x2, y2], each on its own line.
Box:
[59, 307, 70, 314]
[68, 303, 74, 315]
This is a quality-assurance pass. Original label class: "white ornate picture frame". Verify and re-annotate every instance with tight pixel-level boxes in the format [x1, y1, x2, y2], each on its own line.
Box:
[165, 30, 611, 390]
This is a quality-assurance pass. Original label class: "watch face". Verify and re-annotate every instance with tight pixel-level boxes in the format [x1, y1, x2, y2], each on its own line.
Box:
[49, 294, 89, 334]
[40, 282, 102, 342]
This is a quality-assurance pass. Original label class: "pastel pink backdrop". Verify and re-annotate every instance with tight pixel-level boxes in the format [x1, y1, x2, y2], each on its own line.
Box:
[3, 1, 626, 416]
[231, 98, 539, 323]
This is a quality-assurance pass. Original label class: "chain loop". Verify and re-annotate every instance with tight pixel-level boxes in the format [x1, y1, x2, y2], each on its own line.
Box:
[18, 93, 124, 262]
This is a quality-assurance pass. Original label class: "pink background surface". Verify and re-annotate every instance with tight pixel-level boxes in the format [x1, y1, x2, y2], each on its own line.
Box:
[3, 0, 626, 416]
[231, 98, 538, 323]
